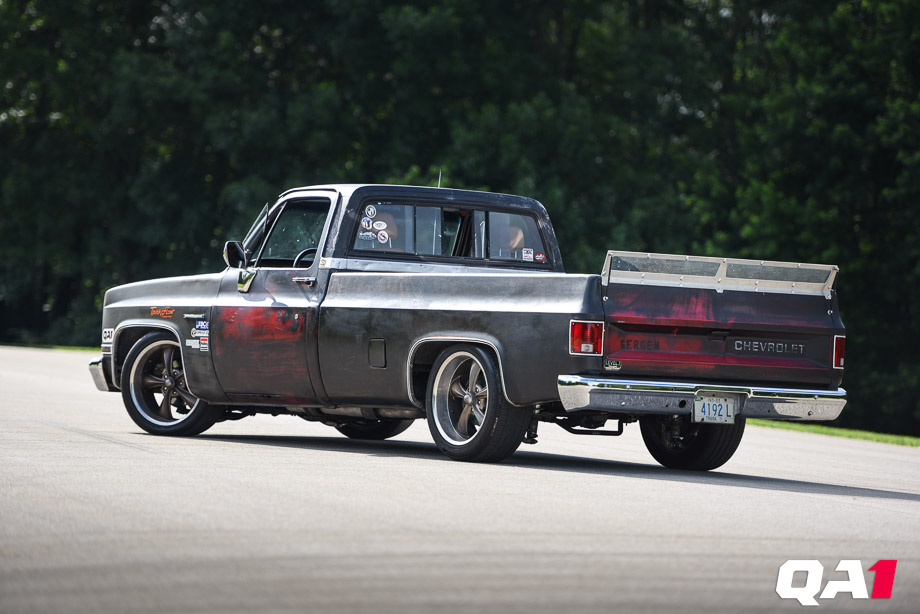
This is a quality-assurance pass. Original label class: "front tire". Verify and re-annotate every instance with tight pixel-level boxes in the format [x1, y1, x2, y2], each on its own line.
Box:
[640, 414, 745, 471]
[425, 345, 530, 462]
[120, 332, 222, 436]
[335, 419, 414, 440]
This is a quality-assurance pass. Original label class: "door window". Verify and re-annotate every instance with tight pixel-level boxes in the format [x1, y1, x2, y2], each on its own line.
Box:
[258, 199, 331, 267]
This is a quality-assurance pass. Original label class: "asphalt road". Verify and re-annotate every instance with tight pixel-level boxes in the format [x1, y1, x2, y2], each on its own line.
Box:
[1, 346, 919, 613]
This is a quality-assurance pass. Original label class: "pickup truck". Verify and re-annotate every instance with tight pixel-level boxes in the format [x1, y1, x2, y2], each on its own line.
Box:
[89, 184, 847, 470]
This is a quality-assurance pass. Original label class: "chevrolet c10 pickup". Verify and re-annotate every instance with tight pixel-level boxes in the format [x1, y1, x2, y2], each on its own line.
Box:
[89, 184, 847, 470]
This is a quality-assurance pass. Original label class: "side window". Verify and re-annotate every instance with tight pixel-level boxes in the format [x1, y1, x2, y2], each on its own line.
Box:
[488, 212, 547, 263]
[352, 203, 414, 254]
[259, 199, 330, 267]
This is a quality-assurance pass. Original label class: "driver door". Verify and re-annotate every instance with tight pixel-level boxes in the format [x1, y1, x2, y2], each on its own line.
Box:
[210, 196, 333, 404]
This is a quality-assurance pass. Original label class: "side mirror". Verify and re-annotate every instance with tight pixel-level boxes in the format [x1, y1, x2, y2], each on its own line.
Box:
[223, 241, 248, 269]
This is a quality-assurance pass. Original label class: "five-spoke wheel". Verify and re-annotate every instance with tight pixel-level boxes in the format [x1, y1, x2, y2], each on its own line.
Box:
[426, 344, 530, 462]
[121, 332, 221, 436]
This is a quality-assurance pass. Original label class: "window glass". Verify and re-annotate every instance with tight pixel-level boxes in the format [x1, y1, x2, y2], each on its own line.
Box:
[349, 202, 547, 265]
[352, 203, 414, 254]
[488, 212, 546, 263]
[259, 200, 330, 266]
[416, 207, 463, 256]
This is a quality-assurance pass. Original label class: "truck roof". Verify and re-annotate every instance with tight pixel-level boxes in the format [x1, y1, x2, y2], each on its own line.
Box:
[277, 183, 546, 214]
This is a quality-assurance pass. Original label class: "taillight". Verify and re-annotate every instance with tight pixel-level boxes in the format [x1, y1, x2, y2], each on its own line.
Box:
[570, 320, 604, 356]
[832, 335, 845, 369]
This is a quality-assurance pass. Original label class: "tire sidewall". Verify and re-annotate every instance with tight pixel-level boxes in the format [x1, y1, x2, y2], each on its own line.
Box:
[640, 415, 745, 471]
[426, 345, 503, 459]
[120, 331, 216, 436]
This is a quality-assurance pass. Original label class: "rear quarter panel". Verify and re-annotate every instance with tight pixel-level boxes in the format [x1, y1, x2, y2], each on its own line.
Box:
[317, 271, 603, 407]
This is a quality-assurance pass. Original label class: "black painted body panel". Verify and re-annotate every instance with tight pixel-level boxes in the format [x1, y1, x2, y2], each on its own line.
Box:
[318, 271, 602, 407]
[100, 272, 226, 402]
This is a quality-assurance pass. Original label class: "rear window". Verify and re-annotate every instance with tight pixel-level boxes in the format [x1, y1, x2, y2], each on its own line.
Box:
[352, 203, 415, 254]
[350, 201, 548, 266]
[488, 211, 546, 263]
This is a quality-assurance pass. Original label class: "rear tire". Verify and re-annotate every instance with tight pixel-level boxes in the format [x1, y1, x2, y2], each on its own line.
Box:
[120, 332, 222, 436]
[425, 344, 530, 462]
[335, 419, 413, 440]
[640, 414, 745, 471]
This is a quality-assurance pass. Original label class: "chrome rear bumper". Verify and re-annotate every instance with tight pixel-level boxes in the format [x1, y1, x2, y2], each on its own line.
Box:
[557, 376, 846, 421]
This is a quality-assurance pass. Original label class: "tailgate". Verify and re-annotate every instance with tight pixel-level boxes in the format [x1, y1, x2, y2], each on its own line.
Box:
[600, 251, 844, 389]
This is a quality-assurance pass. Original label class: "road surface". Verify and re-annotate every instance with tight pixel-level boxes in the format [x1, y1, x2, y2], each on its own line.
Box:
[2, 346, 918, 613]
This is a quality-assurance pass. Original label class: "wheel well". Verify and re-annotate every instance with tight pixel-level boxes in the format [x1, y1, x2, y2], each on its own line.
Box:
[113, 326, 176, 387]
[408, 339, 510, 409]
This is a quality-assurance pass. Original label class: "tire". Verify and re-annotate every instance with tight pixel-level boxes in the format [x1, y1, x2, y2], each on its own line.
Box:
[640, 414, 746, 471]
[335, 419, 414, 440]
[425, 344, 530, 462]
[120, 331, 222, 436]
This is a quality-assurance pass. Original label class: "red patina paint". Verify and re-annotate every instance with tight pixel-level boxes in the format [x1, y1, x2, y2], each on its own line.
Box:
[605, 285, 833, 329]
[211, 305, 316, 399]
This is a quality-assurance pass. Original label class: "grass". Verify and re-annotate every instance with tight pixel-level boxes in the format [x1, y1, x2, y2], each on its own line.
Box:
[3, 343, 97, 352]
[749, 419, 920, 447]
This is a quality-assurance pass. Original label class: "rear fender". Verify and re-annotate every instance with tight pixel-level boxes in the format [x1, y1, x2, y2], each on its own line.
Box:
[406, 335, 517, 409]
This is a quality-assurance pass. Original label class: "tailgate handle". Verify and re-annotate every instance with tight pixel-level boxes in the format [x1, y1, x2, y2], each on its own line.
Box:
[710, 330, 730, 352]
[293, 277, 316, 286]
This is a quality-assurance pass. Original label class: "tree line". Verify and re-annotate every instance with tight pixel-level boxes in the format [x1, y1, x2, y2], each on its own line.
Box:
[2, 1, 918, 434]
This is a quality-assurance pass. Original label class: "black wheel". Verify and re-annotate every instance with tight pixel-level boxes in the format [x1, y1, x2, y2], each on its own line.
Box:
[639, 414, 746, 471]
[425, 344, 531, 462]
[120, 332, 222, 436]
[335, 419, 414, 440]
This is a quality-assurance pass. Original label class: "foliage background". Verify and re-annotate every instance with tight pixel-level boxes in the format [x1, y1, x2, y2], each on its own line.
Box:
[2, 0, 917, 435]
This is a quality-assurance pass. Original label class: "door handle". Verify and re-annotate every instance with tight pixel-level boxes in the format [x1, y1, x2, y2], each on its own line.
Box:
[292, 277, 316, 286]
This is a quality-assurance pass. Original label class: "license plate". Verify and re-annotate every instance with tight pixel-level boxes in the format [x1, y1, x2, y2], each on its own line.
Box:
[693, 395, 735, 424]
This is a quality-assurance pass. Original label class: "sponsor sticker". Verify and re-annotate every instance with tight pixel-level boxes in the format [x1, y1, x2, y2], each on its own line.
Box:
[150, 306, 175, 318]
[522, 248, 534, 262]
[372, 220, 387, 230]
[195, 320, 209, 330]
[535, 252, 546, 262]
[102, 328, 114, 344]
[361, 217, 373, 230]
[377, 230, 389, 243]
[358, 231, 376, 241]
[199, 337, 209, 352]
[191, 329, 208, 338]
[365, 205, 377, 218]
[182, 313, 205, 319]
[185, 339, 200, 349]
